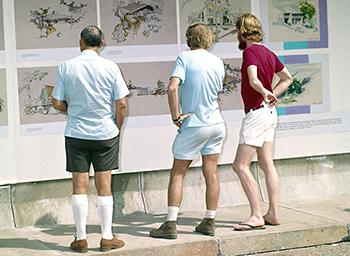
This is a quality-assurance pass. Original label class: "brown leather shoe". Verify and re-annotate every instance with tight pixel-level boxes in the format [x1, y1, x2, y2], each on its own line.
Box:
[149, 221, 177, 239]
[195, 218, 215, 236]
[70, 237, 88, 253]
[100, 234, 125, 252]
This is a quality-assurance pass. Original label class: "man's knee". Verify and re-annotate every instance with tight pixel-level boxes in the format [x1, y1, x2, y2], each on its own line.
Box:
[232, 161, 247, 175]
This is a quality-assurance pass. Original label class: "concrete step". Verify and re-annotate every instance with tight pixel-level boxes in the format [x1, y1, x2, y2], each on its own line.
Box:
[0, 196, 349, 256]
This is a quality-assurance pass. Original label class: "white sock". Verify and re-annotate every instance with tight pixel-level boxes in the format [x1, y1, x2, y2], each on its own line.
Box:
[205, 210, 216, 219]
[72, 194, 88, 240]
[98, 196, 114, 240]
[167, 206, 179, 221]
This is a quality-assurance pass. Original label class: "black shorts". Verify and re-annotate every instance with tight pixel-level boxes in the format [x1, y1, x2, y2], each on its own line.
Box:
[65, 136, 119, 172]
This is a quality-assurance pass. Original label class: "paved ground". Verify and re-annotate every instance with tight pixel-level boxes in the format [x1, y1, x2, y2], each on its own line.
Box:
[0, 195, 349, 256]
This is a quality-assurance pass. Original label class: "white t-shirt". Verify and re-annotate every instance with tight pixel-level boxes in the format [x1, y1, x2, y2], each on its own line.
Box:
[171, 49, 225, 129]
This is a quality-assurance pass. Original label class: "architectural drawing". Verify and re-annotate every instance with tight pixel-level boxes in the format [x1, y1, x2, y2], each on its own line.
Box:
[221, 63, 241, 95]
[100, 0, 177, 46]
[29, 0, 88, 38]
[277, 62, 322, 106]
[111, 0, 164, 43]
[218, 58, 243, 111]
[268, 0, 320, 42]
[180, 0, 250, 43]
[0, 97, 4, 113]
[127, 79, 167, 96]
[19, 70, 54, 115]
[18, 68, 66, 124]
[118, 61, 174, 116]
[15, 0, 97, 49]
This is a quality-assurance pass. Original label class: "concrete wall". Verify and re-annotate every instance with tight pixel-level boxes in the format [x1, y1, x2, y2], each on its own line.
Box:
[1, 153, 349, 228]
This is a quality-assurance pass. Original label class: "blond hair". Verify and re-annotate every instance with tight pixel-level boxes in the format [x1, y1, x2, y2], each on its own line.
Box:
[186, 23, 214, 50]
[235, 13, 263, 43]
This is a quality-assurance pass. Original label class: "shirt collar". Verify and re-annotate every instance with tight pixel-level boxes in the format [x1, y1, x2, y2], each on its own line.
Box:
[81, 49, 99, 56]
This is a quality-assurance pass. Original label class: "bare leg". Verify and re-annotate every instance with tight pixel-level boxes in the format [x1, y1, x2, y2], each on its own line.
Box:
[257, 142, 280, 225]
[72, 172, 89, 194]
[232, 144, 264, 227]
[95, 171, 112, 196]
[201, 154, 220, 210]
[168, 159, 192, 207]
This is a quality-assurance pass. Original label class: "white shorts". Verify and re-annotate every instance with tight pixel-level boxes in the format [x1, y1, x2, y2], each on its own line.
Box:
[239, 104, 277, 147]
[172, 123, 226, 160]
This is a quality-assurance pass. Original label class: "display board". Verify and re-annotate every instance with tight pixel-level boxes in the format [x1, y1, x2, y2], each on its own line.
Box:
[1, 0, 350, 184]
[0, 69, 7, 137]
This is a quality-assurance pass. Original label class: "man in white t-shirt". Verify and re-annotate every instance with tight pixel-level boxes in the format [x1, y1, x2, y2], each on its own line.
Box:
[52, 25, 129, 252]
[150, 23, 226, 239]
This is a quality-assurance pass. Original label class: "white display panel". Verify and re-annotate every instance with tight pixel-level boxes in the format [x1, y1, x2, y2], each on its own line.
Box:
[0, 0, 350, 184]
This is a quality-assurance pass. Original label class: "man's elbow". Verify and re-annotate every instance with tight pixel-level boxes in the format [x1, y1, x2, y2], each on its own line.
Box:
[167, 85, 177, 95]
[51, 98, 60, 110]
[51, 98, 66, 112]
[116, 99, 127, 112]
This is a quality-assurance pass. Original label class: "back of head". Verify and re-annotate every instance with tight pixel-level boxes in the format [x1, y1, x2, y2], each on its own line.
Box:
[235, 13, 263, 43]
[186, 23, 214, 50]
[80, 25, 104, 48]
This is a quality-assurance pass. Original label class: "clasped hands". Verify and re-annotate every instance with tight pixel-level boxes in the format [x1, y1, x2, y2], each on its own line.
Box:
[264, 91, 279, 106]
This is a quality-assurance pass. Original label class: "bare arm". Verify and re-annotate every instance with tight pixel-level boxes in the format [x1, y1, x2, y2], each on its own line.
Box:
[167, 77, 191, 127]
[168, 77, 181, 120]
[115, 97, 127, 130]
[51, 98, 68, 113]
[247, 65, 278, 105]
[272, 67, 293, 97]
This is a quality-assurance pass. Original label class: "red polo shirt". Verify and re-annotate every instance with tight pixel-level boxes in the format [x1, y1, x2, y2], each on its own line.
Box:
[240, 44, 284, 113]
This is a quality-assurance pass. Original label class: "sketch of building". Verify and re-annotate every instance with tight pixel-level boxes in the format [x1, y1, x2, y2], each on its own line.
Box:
[221, 63, 241, 95]
[111, 0, 164, 43]
[183, 0, 244, 41]
[127, 79, 167, 96]
[272, 0, 318, 33]
[30, 0, 88, 38]
[279, 71, 311, 104]
[18, 70, 58, 115]
[278, 64, 321, 105]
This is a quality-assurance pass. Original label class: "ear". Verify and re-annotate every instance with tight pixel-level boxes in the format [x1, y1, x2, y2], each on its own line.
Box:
[99, 38, 106, 49]
[79, 39, 85, 51]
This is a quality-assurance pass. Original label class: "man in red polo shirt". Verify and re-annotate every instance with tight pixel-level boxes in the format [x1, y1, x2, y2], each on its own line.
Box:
[232, 14, 293, 231]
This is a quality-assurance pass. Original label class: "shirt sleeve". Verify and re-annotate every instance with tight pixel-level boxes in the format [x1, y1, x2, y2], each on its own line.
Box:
[170, 53, 186, 83]
[274, 54, 285, 73]
[243, 49, 258, 67]
[219, 60, 225, 91]
[52, 64, 66, 101]
[113, 65, 130, 100]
